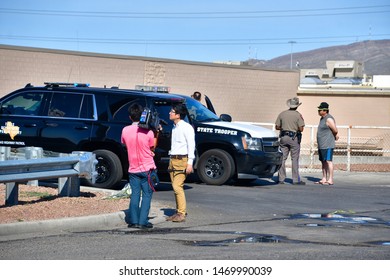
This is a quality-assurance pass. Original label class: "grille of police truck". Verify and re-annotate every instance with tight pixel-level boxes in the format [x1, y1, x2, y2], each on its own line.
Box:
[262, 138, 280, 153]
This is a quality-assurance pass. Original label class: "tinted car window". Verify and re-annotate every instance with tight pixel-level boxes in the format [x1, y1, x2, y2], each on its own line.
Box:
[112, 97, 146, 123]
[0, 91, 44, 116]
[48, 92, 83, 118]
[154, 102, 174, 126]
[79, 94, 95, 119]
[107, 95, 145, 121]
[154, 100, 190, 124]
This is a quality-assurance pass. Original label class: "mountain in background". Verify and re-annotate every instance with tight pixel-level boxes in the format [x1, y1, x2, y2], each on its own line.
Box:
[247, 40, 390, 75]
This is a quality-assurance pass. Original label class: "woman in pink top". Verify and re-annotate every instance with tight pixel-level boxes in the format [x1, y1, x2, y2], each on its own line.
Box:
[121, 103, 157, 229]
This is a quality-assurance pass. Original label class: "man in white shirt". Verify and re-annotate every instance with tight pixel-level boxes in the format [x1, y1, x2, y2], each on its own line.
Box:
[166, 104, 196, 223]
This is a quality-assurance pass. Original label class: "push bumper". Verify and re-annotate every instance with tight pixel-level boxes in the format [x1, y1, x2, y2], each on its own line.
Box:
[236, 150, 283, 179]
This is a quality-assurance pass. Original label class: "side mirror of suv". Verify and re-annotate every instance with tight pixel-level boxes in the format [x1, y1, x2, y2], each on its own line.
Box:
[220, 114, 232, 122]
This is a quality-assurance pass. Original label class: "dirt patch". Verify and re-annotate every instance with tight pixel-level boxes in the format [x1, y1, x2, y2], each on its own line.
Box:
[0, 184, 129, 224]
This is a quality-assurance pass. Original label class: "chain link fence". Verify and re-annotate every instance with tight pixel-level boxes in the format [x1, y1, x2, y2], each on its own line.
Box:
[246, 122, 390, 173]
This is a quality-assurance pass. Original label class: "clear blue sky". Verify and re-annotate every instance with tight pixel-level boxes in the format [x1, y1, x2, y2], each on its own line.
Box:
[0, 0, 389, 62]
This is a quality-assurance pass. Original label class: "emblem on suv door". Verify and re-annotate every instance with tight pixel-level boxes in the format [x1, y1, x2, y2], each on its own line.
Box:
[1, 121, 22, 140]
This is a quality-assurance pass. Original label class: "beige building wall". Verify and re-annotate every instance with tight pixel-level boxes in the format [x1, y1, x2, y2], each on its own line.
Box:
[1, 45, 389, 133]
[297, 92, 390, 127]
[0, 45, 298, 124]
[297, 91, 390, 144]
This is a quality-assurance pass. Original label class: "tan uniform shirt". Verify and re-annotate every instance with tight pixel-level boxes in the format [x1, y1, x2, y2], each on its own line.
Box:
[275, 110, 305, 131]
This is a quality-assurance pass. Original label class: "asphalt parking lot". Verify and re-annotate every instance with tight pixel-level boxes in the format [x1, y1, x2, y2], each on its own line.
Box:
[1, 171, 389, 261]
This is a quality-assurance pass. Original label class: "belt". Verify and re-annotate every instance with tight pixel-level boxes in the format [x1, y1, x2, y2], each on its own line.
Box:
[170, 155, 188, 159]
[280, 131, 297, 137]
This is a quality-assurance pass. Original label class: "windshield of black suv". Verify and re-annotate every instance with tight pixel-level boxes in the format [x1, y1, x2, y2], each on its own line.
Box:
[152, 96, 219, 130]
[183, 96, 219, 122]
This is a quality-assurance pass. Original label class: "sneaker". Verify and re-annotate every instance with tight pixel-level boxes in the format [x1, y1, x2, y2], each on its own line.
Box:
[171, 213, 186, 223]
[293, 181, 306, 185]
[278, 181, 285, 184]
[139, 223, 153, 229]
[127, 224, 140, 228]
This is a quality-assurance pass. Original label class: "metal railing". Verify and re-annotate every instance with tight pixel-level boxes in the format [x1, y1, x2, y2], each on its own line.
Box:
[238, 122, 390, 173]
[1, 156, 81, 205]
[0, 146, 97, 206]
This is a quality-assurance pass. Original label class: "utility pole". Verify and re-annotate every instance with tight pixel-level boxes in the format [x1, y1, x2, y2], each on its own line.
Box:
[288, 41, 296, 69]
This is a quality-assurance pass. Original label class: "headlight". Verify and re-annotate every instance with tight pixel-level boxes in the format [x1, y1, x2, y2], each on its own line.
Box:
[242, 135, 263, 151]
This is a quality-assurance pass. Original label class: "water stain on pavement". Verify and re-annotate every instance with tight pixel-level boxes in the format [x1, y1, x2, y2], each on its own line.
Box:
[106, 211, 390, 247]
[290, 213, 390, 226]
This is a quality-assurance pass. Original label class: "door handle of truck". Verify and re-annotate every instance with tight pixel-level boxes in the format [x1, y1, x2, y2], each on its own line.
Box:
[75, 126, 89, 130]
[24, 123, 37, 128]
[45, 122, 58, 127]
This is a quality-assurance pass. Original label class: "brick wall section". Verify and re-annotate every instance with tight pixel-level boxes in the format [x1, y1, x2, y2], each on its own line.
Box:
[0, 45, 298, 124]
[297, 94, 390, 137]
[1, 45, 389, 145]
[163, 62, 299, 122]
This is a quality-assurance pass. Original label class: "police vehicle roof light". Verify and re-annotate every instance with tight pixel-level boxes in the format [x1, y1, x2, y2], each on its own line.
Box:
[44, 82, 90, 88]
[135, 85, 170, 93]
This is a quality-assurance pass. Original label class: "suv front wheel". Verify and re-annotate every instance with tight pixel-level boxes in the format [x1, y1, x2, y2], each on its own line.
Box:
[197, 149, 235, 185]
[87, 149, 123, 189]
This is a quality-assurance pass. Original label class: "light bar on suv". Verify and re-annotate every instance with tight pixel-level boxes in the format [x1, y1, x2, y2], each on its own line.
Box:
[44, 82, 90, 88]
[135, 85, 170, 93]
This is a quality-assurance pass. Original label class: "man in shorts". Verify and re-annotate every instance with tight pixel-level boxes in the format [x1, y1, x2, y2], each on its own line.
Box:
[316, 102, 339, 185]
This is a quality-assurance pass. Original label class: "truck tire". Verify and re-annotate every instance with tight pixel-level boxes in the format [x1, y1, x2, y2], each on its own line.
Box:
[197, 149, 235, 185]
[86, 149, 123, 189]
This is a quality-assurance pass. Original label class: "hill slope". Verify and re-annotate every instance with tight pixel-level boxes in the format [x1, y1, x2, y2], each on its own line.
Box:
[250, 40, 390, 75]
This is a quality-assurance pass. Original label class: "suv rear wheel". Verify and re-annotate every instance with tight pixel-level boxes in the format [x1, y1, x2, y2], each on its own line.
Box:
[86, 149, 123, 189]
[197, 149, 235, 185]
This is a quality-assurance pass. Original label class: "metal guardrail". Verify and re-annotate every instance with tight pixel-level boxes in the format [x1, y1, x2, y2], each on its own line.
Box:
[1, 156, 81, 206]
[0, 146, 97, 206]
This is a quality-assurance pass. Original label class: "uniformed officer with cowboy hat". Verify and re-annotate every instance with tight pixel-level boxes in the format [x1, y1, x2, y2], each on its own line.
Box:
[275, 97, 306, 185]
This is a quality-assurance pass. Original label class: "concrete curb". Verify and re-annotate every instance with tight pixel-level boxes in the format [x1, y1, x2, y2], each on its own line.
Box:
[0, 211, 126, 237]
[0, 186, 168, 240]
[0, 206, 167, 240]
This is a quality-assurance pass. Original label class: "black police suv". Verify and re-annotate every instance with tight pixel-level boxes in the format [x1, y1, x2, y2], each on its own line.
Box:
[0, 83, 282, 188]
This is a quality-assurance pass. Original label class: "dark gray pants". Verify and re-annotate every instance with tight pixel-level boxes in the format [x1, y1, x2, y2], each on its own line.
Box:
[278, 135, 301, 183]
